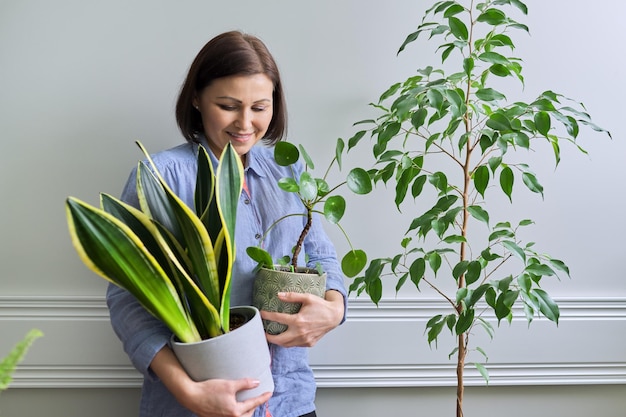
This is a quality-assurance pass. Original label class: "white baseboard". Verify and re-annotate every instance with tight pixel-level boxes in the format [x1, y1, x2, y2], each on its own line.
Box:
[2, 296, 625, 388]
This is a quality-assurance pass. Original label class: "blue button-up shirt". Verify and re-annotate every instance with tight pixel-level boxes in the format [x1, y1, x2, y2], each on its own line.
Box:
[106, 138, 347, 417]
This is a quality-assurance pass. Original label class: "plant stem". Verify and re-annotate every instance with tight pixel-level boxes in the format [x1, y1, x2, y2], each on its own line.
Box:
[291, 206, 313, 269]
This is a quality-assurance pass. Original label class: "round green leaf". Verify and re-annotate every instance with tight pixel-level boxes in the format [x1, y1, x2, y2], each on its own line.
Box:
[324, 195, 346, 224]
[274, 141, 299, 166]
[299, 172, 318, 201]
[347, 168, 372, 194]
[277, 177, 299, 193]
[246, 246, 274, 268]
[341, 249, 367, 278]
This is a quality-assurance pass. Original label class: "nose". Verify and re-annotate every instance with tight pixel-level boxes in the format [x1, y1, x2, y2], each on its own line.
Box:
[235, 109, 253, 130]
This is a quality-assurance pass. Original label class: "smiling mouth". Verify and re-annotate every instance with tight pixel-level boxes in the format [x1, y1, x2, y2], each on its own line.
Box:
[228, 132, 254, 140]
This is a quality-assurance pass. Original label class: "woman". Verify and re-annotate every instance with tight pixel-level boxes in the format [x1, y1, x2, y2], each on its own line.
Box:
[106, 31, 347, 417]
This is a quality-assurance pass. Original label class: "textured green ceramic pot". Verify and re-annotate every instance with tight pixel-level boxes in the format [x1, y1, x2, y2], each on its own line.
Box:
[252, 266, 327, 335]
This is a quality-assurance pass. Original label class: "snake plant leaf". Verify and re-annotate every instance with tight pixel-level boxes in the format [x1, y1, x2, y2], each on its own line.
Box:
[136, 144, 223, 322]
[101, 193, 221, 339]
[159, 181, 221, 318]
[215, 143, 244, 330]
[137, 161, 183, 243]
[195, 144, 216, 222]
[66, 197, 201, 343]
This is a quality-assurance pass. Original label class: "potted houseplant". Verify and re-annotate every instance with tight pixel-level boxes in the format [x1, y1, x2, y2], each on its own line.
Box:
[65, 141, 273, 401]
[247, 139, 371, 334]
[0, 329, 42, 393]
[345, 1, 611, 416]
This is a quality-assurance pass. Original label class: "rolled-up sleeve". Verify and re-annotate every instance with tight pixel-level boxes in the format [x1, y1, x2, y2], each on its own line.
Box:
[106, 283, 171, 379]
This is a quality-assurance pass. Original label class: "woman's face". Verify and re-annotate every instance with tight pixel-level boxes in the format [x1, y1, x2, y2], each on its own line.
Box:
[194, 73, 274, 160]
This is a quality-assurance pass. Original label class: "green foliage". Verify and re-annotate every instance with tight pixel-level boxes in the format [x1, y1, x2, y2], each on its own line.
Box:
[0, 329, 43, 392]
[66, 142, 244, 343]
[346, 1, 610, 414]
[246, 139, 370, 278]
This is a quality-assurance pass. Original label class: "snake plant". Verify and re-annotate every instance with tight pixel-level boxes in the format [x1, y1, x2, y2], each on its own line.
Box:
[66, 142, 244, 343]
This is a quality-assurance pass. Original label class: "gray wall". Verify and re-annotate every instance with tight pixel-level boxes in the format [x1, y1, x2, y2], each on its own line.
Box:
[1, 0, 625, 416]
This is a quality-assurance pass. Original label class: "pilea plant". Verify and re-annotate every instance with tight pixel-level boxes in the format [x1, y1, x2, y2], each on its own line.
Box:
[247, 139, 370, 278]
[346, 1, 611, 416]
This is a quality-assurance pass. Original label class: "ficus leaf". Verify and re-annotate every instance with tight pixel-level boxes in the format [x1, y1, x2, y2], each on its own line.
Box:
[522, 172, 544, 197]
[474, 165, 489, 197]
[456, 308, 475, 335]
[411, 107, 428, 130]
[467, 205, 490, 226]
[532, 288, 560, 323]
[465, 260, 482, 286]
[428, 251, 442, 276]
[475, 88, 506, 101]
[448, 16, 469, 41]
[502, 240, 526, 262]
[534, 111, 551, 136]
[499, 166, 514, 202]
[410, 257, 426, 288]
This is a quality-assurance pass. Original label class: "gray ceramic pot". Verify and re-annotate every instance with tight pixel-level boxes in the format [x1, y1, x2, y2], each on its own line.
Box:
[252, 266, 327, 335]
[169, 306, 273, 401]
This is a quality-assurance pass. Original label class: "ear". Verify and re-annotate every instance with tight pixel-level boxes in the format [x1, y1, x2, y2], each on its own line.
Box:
[192, 94, 199, 110]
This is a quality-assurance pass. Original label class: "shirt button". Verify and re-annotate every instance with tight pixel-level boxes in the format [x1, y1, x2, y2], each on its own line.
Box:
[244, 199, 251, 205]
[255, 233, 262, 239]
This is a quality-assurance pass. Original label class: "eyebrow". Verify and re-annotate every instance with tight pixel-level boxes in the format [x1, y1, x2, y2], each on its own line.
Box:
[216, 96, 272, 104]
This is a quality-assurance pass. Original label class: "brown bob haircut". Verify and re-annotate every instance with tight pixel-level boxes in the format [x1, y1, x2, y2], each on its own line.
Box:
[176, 31, 287, 145]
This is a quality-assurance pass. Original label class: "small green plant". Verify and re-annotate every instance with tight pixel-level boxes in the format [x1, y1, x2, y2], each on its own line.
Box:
[0, 329, 43, 392]
[66, 142, 243, 343]
[246, 139, 371, 278]
[346, 1, 610, 416]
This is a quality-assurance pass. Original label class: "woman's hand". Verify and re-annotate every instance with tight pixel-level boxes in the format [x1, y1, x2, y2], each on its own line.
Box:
[179, 378, 271, 417]
[150, 347, 272, 417]
[262, 290, 345, 348]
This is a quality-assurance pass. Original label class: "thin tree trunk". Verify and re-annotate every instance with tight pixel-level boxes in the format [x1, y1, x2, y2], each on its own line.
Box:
[456, 332, 465, 417]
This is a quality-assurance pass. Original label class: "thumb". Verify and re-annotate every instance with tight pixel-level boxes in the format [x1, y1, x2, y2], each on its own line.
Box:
[233, 378, 261, 392]
[277, 291, 309, 303]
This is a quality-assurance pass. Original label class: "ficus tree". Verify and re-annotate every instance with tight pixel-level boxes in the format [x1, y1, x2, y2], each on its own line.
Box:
[346, 1, 611, 416]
